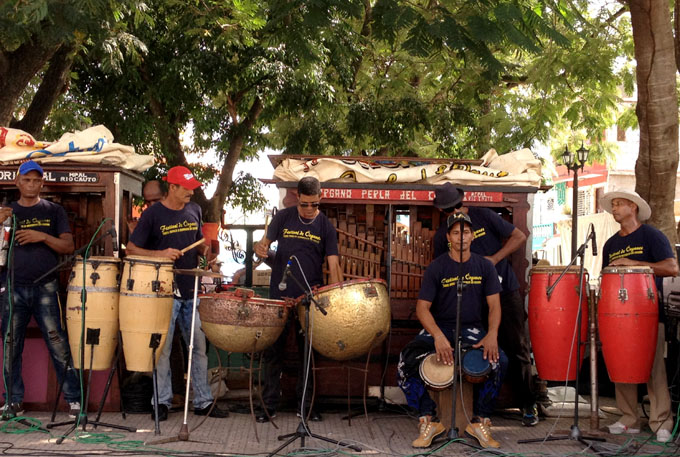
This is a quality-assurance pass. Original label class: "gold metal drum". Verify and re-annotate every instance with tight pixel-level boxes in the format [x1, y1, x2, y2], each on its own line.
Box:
[297, 279, 390, 361]
[199, 289, 290, 353]
[118, 255, 174, 372]
[66, 256, 121, 370]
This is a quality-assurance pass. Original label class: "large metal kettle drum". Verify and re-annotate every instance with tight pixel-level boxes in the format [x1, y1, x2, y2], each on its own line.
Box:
[297, 279, 391, 361]
[199, 288, 291, 353]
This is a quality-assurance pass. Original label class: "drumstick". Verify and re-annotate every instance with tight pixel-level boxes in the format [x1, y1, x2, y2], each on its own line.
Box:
[180, 238, 205, 254]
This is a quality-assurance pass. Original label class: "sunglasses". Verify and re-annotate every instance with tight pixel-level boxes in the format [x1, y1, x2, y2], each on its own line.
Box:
[298, 202, 320, 208]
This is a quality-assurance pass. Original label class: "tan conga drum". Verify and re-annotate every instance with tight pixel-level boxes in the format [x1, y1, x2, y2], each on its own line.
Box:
[66, 256, 121, 370]
[199, 288, 290, 353]
[297, 279, 391, 361]
[118, 255, 174, 372]
[419, 353, 454, 390]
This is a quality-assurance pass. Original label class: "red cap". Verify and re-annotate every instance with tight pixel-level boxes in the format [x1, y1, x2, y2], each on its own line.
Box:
[163, 166, 202, 190]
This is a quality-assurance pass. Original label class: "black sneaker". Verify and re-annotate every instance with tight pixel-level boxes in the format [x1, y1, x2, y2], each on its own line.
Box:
[256, 408, 277, 423]
[194, 404, 229, 418]
[151, 404, 169, 422]
[1, 402, 24, 420]
[522, 404, 539, 426]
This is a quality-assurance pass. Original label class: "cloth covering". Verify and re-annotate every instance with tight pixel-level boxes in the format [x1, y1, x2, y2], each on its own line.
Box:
[0, 125, 153, 172]
[273, 148, 542, 187]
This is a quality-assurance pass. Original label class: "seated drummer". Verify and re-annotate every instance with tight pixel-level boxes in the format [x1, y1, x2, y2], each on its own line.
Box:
[600, 189, 677, 443]
[254, 176, 343, 423]
[397, 212, 508, 449]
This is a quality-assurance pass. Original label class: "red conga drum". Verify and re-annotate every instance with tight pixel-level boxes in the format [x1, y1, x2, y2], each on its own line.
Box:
[528, 266, 588, 381]
[598, 266, 658, 383]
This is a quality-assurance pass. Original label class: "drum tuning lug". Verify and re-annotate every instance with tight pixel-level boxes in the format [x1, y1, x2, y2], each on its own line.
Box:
[618, 288, 628, 302]
[278, 308, 284, 318]
[364, 285, 378, 297]
[647, 288, 654, 300]
[237, 306, 250, 319]
[91, 260, 101, 270]
[69, 271, 75, 282]
[126, 278, 135, 291]
[90, 272, 100, 285]
[255, 330, 262, 339]
[151, 280, 160, 293]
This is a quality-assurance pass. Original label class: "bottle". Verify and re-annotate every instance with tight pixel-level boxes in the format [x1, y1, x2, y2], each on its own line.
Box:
[0, 206, 10, 268]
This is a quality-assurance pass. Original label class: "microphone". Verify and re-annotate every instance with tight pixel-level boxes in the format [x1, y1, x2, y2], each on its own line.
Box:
[279, 259, 292, 291]
[109, 227, 119, 251]
[590, 224, 597, 256]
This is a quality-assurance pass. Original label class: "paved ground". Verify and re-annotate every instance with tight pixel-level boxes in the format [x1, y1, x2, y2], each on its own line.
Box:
[0, 396, 678, 457]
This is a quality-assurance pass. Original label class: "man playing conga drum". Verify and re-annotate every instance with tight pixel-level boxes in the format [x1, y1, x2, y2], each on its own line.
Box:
[397, 212, 508, 449]
[127, 166, 228, 421]
[600, 189, 677, 443]
[254, 176, 342, 423]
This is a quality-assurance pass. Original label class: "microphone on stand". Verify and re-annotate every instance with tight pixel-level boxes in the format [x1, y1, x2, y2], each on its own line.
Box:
[109, 227, 119, 251]
[279, 259, 292, 291]
[590, 224, 597, 256]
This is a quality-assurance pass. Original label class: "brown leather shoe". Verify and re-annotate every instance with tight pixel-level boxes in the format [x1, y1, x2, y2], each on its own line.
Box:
[412, 416, 446, 448]
[465, 417, 500, 448]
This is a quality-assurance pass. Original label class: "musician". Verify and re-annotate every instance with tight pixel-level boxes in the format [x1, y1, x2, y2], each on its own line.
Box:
[432, 183, 537, 425]
[0, 161, 81, 419]
[254, 176, 343, 423]
[127, 166, 228, 422]
[600, 189, 677, 443]
[127, 179, 165, 234]
[398, 212, 508, 449]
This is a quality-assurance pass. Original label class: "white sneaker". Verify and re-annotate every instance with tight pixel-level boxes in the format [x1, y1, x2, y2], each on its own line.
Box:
[656, 429, 672, 443]
[607, 421, 640, 435]
[69, 402, 81, 418]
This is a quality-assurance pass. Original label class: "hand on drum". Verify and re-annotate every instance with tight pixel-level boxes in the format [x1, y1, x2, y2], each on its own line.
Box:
[610, 258, 639, 267]
[473, 334, 499, 363]
[434, 334, 454, 365]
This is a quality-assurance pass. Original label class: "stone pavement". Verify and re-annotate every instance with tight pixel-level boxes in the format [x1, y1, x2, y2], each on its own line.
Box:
[0, 398, 677, 456]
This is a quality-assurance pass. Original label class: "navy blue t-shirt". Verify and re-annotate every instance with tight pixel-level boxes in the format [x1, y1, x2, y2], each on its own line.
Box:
[433, 207, 520, 293]
[130, 201, 203, 299]
[266, 206, 339, 300]
[602, 224, 674, 318]
[8, 199, 71, 285]
[419, 252, 501, 331]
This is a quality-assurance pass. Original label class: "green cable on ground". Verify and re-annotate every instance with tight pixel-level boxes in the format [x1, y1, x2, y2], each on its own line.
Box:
[0, 416, 48, 434]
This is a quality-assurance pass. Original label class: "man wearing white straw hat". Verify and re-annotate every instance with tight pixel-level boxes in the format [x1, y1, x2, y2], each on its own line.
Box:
[599, 189, 677, 443]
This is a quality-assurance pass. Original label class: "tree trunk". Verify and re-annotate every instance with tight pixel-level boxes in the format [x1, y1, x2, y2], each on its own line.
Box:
[10, 44, 75, 137]
[628, 0, 679, 246]
[0, 42, 59, 127]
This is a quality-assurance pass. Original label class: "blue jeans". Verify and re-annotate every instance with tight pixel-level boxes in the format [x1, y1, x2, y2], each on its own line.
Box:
[397, 326, 508, 418]
[155, 297, 213, 409]
[1, 280, 80, 403]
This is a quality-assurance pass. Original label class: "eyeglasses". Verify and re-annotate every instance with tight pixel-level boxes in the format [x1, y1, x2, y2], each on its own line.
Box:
[298, 202, 320, 208]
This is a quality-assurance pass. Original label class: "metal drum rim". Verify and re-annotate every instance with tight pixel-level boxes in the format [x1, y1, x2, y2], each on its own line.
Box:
[74, 255, 121, 264]
[601, 265, 654, 274]
[122, 255, 174, 266]
[306, 278, 388, 298]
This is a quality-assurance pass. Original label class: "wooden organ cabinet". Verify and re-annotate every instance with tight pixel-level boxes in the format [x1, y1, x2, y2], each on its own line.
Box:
[0, 163, 143, 412]
[271, 164, 535, 407]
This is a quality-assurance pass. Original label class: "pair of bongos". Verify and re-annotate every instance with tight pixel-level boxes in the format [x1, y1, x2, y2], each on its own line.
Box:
[419, 348, 491, 390]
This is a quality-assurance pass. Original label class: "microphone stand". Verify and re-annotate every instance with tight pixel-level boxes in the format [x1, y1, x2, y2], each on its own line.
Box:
[266, 264, 361, 457]
[519, 227, 605, 447]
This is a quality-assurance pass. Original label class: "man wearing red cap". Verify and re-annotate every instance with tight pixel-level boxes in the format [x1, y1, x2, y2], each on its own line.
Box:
[127, 165, 228, 421]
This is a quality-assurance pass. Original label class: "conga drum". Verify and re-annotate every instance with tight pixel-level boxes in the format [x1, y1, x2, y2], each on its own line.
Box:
[598, 266, 658, 383]
[66, 256, 120, 370]
[199, 288, 290, 353]
[419, 353, 454, 390]
[528, 266, 588, 381]
[118, 256, 174, 372]
[297, 279, 391, 361]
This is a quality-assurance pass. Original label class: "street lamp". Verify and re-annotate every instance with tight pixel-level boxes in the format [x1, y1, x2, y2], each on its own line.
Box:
[562, 142, 589, 259]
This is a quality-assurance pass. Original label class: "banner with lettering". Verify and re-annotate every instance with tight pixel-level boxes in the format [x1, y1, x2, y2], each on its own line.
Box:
[273, 148, 542, 187]
[0, 125, 153, 172]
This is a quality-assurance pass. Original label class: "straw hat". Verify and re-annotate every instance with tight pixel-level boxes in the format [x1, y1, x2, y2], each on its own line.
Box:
[600, 189, 651, 221]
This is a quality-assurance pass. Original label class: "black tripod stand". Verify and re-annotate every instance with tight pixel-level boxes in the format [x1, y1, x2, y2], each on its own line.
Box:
[519, 224, 605, 447]
[43, 222, 135, 442]
[266, 258, 361, 457]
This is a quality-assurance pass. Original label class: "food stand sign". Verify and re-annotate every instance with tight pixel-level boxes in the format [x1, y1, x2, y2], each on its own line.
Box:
[321, 187, 502, 203]
[0, 170, 100, 183]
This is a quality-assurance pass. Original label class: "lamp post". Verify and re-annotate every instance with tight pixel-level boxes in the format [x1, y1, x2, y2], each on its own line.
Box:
[562, 142, 589, 259]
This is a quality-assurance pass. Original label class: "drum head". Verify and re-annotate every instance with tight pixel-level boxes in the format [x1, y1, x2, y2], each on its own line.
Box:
[462, 348, 491, 383]
[419, 353, 454, 390]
